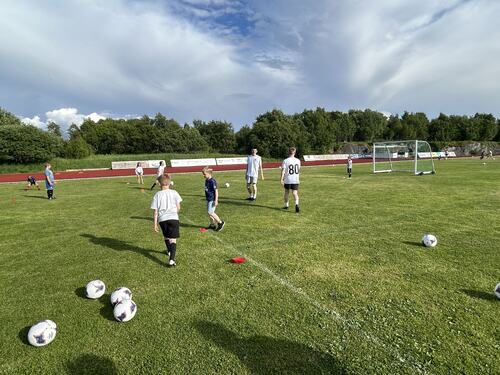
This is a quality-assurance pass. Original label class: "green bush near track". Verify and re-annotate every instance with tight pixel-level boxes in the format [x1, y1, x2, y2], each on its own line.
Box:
[0, 159, 498, 374]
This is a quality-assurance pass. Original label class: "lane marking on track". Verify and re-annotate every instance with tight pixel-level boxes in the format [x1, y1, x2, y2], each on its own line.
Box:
[181, 214, 428, 374]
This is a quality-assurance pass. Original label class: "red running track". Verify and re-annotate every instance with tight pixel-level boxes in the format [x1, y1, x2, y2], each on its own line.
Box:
[0, 158, 372, 183]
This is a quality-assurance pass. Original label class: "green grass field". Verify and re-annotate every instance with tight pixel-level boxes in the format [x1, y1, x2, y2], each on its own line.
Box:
[0, 159, 498, 374]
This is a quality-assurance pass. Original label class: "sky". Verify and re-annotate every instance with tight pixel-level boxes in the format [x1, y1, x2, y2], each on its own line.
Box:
[1, 0, 499, 133]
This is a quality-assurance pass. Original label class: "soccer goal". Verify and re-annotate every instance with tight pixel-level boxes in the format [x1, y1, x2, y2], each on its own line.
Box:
[372, 140, 436, 175]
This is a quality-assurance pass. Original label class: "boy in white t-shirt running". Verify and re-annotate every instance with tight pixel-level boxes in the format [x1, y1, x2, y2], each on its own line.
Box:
[280, 147, 301, 213]
[246, 148, 264, 201]
[150, 161, 165, 190]
[151, 174, 182, 267]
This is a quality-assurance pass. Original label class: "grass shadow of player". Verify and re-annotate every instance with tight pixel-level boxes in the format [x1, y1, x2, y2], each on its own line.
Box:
[218, 198, 290, 213]
[195, 321, 345, 375]
[18, 326, 31, 346]
[461, 289, 498, 302]
[65, 353, 118, 375]
[80, 234, 165, 267]
[402, 241, 423, 248]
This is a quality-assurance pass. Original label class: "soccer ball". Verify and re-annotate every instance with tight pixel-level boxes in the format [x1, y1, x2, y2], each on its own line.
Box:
[225, 182, 230, 188]
[495, 283, 500, 300]
[85, 280, 106, 299]
[170, 181, 174, 186]
[110, 287, 132, 306]
[27, 320, 57, 347]
[113, 300, 137, 322]
[422, 234, 438, 247]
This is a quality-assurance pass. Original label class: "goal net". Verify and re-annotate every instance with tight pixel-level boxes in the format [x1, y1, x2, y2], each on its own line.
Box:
[372, 140, 435, 175]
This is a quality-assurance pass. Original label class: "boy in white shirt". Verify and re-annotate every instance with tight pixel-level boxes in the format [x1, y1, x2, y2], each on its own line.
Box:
[151, 174, 182, 267]
[347, 155, 352, 179]
[280, 147, 301, 213]
[150, 161, 165, 190]
[135, 162, 144, 185]
[246, 148, 264, 201]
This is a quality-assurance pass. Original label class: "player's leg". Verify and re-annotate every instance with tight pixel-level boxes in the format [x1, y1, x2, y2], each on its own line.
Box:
[283, 186, 290, 209]
[246, 180, 253, 199]
[292, 187, 300, 213]
[252, 182, 258, 200]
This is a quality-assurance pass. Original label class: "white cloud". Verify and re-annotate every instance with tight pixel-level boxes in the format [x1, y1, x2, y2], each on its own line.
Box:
[21, 115, 45, 128]
[46, 108, 85, 127]
[85, 113, 106, 123]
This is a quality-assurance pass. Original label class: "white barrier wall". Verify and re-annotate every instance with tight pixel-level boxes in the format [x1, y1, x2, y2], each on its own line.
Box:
[418, 152, 456, 158]
[216, 157, 248, 165]
[111, 160, 165, 170]
[170, 158, 217, 167]
[303, 154, 349, 161]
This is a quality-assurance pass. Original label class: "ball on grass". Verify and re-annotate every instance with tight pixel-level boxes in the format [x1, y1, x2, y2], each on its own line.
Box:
[86, 279, 106, 299]
[113, 300, 137, 322]
[422, 234, 438, 247]
[27, 320, 57, 347]
[110, 287, 132, 306]
[495, 283, 500, 300]
[225, 182, 230, 188]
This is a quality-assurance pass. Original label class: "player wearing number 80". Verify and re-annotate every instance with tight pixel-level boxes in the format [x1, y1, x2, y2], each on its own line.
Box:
[281, 147, 301, 213]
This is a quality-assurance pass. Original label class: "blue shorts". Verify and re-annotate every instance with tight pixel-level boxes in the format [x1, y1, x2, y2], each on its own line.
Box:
[207, 201, 216, 214]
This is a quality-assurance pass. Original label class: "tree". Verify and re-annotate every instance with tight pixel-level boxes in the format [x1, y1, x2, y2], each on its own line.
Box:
[0, 108, 22, 126]
[47, 122, 62, 137]
[385, 115, 402, 140]
[332, 111, 356, 142]
[64, 137, 93, 159]
[194, 120, 236, 153]
[350, 109, 387, 142]
[428, 114, 459, 142]
[299, 108, 336, 153]
[472, 113, 498, 141]
[400, 112, 429, 140]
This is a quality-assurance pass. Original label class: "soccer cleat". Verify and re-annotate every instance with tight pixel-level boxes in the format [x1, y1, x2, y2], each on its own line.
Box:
[216, 221, 225, 232]
[295, 205, 300, 213]
[282, 205, 289, 210]
[168, 260, 176, 267]
[208, 224, 216, 230]
[246, 197, 253, 200]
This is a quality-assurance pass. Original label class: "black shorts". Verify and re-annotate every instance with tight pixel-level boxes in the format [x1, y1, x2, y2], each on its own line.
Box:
[347, 168, 352, 173]
[284, 184, 299, 191]
[27, 177, 36, 185]
[159, 220, 180, 239]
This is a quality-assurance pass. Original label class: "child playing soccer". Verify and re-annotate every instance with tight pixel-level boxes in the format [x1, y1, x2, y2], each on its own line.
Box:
[150, 161, 165, 190]
[26, 176, 40, 190]
[202, 167, 225, 231]
[135, 162, 144, 185]
[347, 155, 353, 179]
[151, 174, 182, 267]
[44, 163, 55, 199]
[280, 147, 301, 213]
[245, 148, 264, 201]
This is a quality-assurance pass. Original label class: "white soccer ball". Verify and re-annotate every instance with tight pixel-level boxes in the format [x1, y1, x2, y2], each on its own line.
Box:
[170, 181, 174, 186]
[27, 320, 57, 347]
[422, 234, 438, 247]
[225, 182, 230, 188]
[110, 287, 132, 306]
[113, 300, 137, 322]
[495, 283, 500, 300]
[85, 280, 106, 299]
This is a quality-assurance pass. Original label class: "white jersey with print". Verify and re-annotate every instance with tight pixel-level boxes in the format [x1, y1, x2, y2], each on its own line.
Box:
[246, 155, 262, 178]
[156, 165, 165, 178]
[282, 156, 301, 184]
[347, 159, 352, 169]
[135, 166, 143, 175]
[150, 189, 182, 222]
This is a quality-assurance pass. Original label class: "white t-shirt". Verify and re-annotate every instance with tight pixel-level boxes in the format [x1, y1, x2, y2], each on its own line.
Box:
[347, 159, 352, 168]
[282, 156, 301, 184]
[150, 189, 182, 222]
[135, 166, 143, 175]
[156, 165, 165, 178]
[246, 155, 262, 177]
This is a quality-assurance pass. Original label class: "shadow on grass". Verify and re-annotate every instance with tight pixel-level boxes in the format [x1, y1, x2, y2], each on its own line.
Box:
[22, 195, 47, 200]
[130, 216, 205, 229]
[195, 321, 345, 374]
[130, 216, 152, 222]
[402, 241, 423, 248]
[218, 198, 289, 212]
[461, 289, 498, 302]
[18, 326, 31, 346]
[99, 293, 115, 322]
[80, 234, 165, 267]
[75, 287, 87, 299]
[65, 354, 117, 375]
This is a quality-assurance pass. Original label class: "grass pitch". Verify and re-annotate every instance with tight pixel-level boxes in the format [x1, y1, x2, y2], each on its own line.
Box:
[0, 159, 499, 374]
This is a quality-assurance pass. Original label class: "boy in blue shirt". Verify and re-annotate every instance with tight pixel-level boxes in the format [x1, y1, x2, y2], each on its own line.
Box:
[44, 163, 56, 199]
[202, 167, 225, 231]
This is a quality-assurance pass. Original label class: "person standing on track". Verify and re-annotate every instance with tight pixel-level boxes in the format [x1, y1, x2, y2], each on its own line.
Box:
[245, 148, 264, 201]
[280, 147, 301, 213]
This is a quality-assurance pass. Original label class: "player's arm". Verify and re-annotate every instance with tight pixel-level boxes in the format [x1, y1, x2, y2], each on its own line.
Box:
[153, 209, 159, 232]
[260, 159, 264, 180]
[45, 174, 52, 186]
[214, 186, 219, 206]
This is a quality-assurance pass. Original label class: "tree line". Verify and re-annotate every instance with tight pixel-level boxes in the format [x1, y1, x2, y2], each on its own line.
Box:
[0, 107, 498, 163]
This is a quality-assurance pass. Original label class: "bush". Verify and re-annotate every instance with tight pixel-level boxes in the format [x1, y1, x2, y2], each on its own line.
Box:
[64, 137, 94, 159]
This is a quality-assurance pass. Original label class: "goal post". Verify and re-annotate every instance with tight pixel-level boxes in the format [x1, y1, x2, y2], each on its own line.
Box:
[372, 140, 435, 175]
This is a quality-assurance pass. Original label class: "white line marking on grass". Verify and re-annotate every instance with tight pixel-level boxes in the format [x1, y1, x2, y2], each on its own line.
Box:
[181, 215, 428, 374]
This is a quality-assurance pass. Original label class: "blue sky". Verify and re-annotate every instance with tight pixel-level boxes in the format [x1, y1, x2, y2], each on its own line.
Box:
[1, 0, 499, 132]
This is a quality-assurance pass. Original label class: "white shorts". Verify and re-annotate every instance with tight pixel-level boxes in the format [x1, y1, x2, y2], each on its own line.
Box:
[246, 175, 257, 185]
